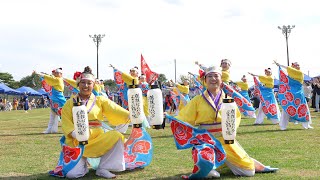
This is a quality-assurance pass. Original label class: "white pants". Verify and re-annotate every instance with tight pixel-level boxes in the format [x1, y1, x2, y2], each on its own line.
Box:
[66, 140, 125, 178]
[279, 107, 313, 130]
[115, 123, 130, 133]
[254, 103, 280, 124]
[225, 161, 255, 177]
[44, 111, 59, 133]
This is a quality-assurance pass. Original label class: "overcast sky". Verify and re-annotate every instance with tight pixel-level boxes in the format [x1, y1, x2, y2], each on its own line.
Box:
[1, 0, 320, 86]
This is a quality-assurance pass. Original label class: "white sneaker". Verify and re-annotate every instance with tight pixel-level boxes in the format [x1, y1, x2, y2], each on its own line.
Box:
[308, 125, 314, 129]
[206, 169, 220, 178]
[96, 169, 116, 179]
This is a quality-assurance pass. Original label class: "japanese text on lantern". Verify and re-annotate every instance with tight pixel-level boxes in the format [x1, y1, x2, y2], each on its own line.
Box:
[225, 109, 235, 135]
[130, 94, 141, 118]
[76, 110, 87, 135]
[149, 95, 156, 118]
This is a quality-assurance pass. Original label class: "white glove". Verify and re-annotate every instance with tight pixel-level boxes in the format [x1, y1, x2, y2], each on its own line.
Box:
[71, 131, 77, 139]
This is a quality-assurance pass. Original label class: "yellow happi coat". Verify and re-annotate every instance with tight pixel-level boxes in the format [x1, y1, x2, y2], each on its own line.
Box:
[62, 93, 130, 158]
[175, 90, 255, 170]
[236, 81, 249, 91]
[258, 75, 274, 88]
[222, 70, 230, 84]
[43, 74, 64, 91]
[287, 66, 303, 84]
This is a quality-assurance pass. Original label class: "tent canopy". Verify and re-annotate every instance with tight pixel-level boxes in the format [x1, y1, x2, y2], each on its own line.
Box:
[37, 88, 49, 97]
[16, 86, 42, 96]
[0, 83, 22, 95]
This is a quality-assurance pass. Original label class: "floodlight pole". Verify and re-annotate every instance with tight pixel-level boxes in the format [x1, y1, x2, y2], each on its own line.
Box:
[278, 25, 295, 66]
[89, 34, 105, 79]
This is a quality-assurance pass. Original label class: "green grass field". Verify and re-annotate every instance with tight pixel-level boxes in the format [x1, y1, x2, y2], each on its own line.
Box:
[0, 108, 319, 180]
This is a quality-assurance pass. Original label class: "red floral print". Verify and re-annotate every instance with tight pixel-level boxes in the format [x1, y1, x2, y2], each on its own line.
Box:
[53, 103, 59, 109]
[214, 147, 226, 162]
[195, 134, 214, 145]
[57, 108, 62, 116]
[190, 139, 200, 145]
[294, 98, 301, 106]
[279, 84, 286, 94]
[131, 128, 143, 139]
[192, 148, 198, 164]
[63, 146, 81, 163]
[285, 92, 294, 102]
[297, 104, 307, 118]
[200, 147, 214, 162]
[234, 97, 243, 107]
[124, 153, 136, 163]
[42, 81, 52, 92]
[281, 100, 288, 106]
[192, 165, 199, 174]
[132, 140, 151, 154]
[262, 106, 268, 114]
[171, 121, 193, 146]
[280, 70, 288, 83]
[268, 104, 278, 116]
[286, 105, 296, 116]
[115, 72, 124, 84]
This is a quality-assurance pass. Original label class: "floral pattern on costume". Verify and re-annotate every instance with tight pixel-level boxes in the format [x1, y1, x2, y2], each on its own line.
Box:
[277, 67, 310, 122]
[167, 115, 226, 179]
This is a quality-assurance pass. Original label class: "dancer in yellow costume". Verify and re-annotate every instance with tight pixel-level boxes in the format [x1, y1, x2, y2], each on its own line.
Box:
[175, 65, 278, 177]
[220, 59, 231, 84]
[249, 68, 281, 125]
[139, 74, 150, 122]
[170, 79, 190, 112]
[61, 66, 130, 179]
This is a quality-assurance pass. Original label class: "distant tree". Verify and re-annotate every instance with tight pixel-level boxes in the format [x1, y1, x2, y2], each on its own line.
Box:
[0, 72, 20, 88]
[20, 74, 42, 89]
[178, 74, 189, 84]
[104, 79, 117, 92]
[158, 73, 167, 83]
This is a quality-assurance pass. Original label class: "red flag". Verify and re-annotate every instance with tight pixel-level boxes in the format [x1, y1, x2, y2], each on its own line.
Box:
[140, 54, 159, 84]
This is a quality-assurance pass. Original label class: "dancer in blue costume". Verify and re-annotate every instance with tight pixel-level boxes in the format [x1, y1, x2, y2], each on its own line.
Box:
[234, 75, 256, 118]
[249, 68, 281, 125]
[274, 60, 313, 130]
[34, 68, 66, 134]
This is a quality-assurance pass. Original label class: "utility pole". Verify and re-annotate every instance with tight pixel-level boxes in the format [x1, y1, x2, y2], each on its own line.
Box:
[89, 34, 105, 79]
[278, 25, 295, 66]
[174, 59, 177, 83]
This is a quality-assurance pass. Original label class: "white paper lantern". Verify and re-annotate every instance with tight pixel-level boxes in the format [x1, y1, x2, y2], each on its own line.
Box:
[72, 98, 89, 145]
[128, 83, 145, 128]
[221, 98, 237, 144]
[147, 84, 164, 129]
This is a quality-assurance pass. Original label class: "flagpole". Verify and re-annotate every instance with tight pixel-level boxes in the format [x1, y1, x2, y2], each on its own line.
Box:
[174, 59, 176, 83]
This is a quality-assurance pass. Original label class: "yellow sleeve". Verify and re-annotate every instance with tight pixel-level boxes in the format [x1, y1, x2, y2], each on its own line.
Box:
[258, 75, 274, 88]
[176, 84, 189, 94]
[222, 70, 230, 83]
[44, 74, 64, 91]
[61, 99, 75, 137]
[100, 96, 130, 125]
[287, 66, 303, 84]
[175, 96, 199, 126]
[236, 82, 249, 90]
[94, 84, 101, 93]
[121, 71, 139, 85]
[64, 78, 78, 88]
